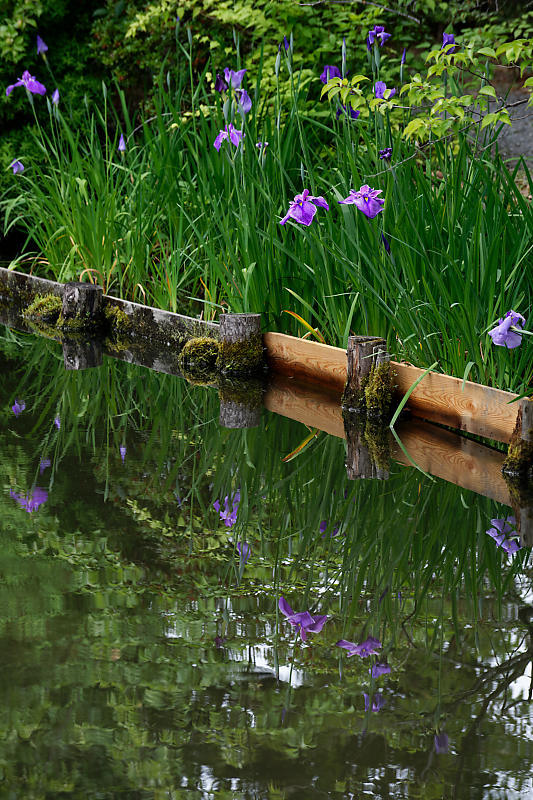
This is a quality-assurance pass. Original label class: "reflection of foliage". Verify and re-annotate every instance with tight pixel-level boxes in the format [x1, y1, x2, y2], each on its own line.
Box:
[1, 331, 533, 796]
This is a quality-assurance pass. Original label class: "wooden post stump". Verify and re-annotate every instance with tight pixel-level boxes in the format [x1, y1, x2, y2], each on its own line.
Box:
[62, 338, 103, 371]
[217, 313, 263, 376]
[502, 398, 533, 481]
[61, 282, 103, 327]
[342, 336, 387, 412]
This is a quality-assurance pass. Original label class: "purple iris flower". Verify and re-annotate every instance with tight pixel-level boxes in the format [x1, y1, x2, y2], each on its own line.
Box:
[120, 445, 126, 463]
[12, 399, 25, 416]
[370, 662, 391, 678]
[283, 35, 290, 51]
[237, 89, 252, 115]
[279, 597, 328, 641]
[336, 104, 360, 120]
[223, 68, 246, 89]
[214, 73, 228, 92]
[434, 732, 449, 753]
[39, 458, 51, 474]
[213, 491, 240, 527]
[280, 188, 329, 226]
[401, 48, 406, 65]
[320, 520, 340, 538]
[36, 35, 48, 55]
[336, 636, 382, 657]
[52, 88, 59, 105]
[364, 692, 385, 712]
[367, 25, 391, 46]
[374, 81, 396, 100]
[256, 141, 269, 149]
[10, 160, 24, 174]
[488, 310, 525, 349]
[441, 33, 456, 52]
[10, 487, 48, 513]
[6, 70, 46, 97]
[381, 233, 391, 254]
[379, 147, 393, 160]
[339, 185, 385, 219]
[54, 415, 61, 429]
[213, 124, 244, 152]
[118, 134, 126, 152]
[320, 65, 341, 84]
[237, 542, 251, 564]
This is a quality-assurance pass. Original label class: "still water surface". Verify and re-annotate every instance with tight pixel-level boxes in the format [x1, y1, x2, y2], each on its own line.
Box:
[1, 332, 532, 799]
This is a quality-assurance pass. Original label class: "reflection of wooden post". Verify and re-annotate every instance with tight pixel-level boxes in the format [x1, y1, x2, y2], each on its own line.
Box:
[218, 313, 263, 376]
[343, 336, 386, 411]
[344, 416, 389, 481]
[517, 503, 533, 549]
[219, 399, 261, 429]
[62, 338, 103, 370]
[62, 283, 103, 324]
[219, 377, 263, 429]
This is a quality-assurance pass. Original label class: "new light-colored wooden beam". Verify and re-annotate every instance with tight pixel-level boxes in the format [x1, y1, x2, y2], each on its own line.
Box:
[264, 331, 519, 444]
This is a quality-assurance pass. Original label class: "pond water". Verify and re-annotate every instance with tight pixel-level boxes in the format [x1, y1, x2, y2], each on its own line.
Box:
[1, 330, 532, 799]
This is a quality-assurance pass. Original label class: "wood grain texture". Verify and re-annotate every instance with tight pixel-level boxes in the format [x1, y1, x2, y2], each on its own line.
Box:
[391, 363, 518, 444]
[263, 331, 519, 444]
[263, 332, 347, 390]
[264, 374, 511, 506]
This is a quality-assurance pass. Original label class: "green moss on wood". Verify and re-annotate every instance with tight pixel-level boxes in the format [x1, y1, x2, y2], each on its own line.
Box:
[179, 336, 220, 383]
[218, 376, 265, 410]
[23, 293, 62, 324]
[361, 420, 391, 470]
[365, 361, 393, 418]
[105, 304, 131, 331]
[217, 335, 264, 376]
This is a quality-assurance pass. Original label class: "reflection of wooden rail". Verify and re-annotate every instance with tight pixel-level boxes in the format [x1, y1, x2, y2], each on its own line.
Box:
[264, 375, 512, 506]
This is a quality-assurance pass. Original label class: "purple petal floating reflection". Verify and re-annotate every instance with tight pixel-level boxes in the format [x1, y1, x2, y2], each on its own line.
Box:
[10, 487, 48, 513]
[12, 399, 26, 416]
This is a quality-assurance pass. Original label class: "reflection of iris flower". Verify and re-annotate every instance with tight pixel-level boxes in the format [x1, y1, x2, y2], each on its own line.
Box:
[434, 732, 449, 753]
[10, 487, 48, 513]
[370, 662, 391, 678]
[213, 491, 241, 527]
[12, 399, 25, 416]
[279, 596, 328, 641]
[486, 517, 522, 555]
[336, 636, 382, 657]
[237, 542, 251, 564]
[364, 692, 384, 712]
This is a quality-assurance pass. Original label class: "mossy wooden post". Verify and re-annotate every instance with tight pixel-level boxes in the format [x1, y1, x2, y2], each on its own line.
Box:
[217, 313, 263, 376]
[343, 336, 390, 480]
[62, 339, 103, 371]
[502, 398, 533, 481]
[342, 336, 386, 411]
[61, 283, 103, 329]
